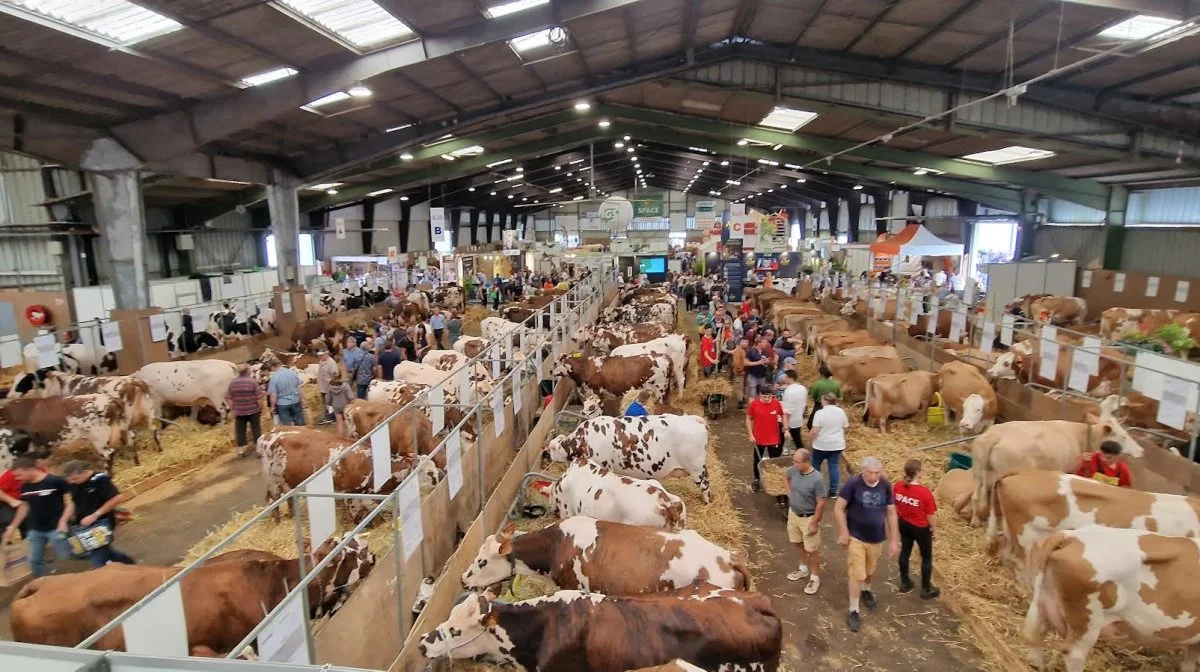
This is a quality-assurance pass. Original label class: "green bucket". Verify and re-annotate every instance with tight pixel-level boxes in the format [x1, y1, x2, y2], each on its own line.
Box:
[948, 452, 973, 471]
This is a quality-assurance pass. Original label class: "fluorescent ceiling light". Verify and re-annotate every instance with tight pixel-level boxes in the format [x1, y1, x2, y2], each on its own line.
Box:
[688, 146, 711, 153]
[400, 153, 413, 160]
[569, 159, 585, 164]
[757, 158, 779, 166]
[721, 160, 729, 166]
[759, 106, 819, 132]
[681, 99, 722, 112]
[598, 120, 610, 128]
[485, 0, 549, 18]
[796, 177, 806, 183]
[574, 101, 591, 111]
[726, 180, 741, 185]
[241, 67, 298, 87]
[555, 166, 562, 171]
[490, 191, 497, 195]
[367, 188, 393, 197]
[304, 91, 351, 108]
[508, 195, 514, 199]
[1098, 15, 1183, 40]
[614, 142, 625, 149]
[960, 145, 1056, 165]
[515, 167, 524, 172]
[487, 158, 512, 168]
[737, 139, 749, 146]
[853, 185, 863, 190]
[385, 123, 414, 133]
[784, 163, 801, 169]
[510, 27, 553, 52]
[347, 84, 372, 98]
[505, 175, 522, 181]
[400, 196, 409, 201]
[277, 0, 413, 49]
[468, 187, 476, 192]
[307, 182, 344, 191]
[451, 145, 485, 157]
[441, 154, 456, 161]
[0, 0, 182, 48]
[573, 196, 585, 201]
[548, 187, 563, 194]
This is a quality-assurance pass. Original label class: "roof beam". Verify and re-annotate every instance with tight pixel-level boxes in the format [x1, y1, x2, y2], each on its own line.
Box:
[892, 0, 985, 61]
[108, 0, 645, 164]
[0, 47, 184, 104]
[944, 5, 1058, 67]
[1102, 57, 1200, 92]
[604, 104, 1109, 208]
[1010, 13, 1135, 73]
[1056, 0, 1199, 17]
[842, 0, 901, 53]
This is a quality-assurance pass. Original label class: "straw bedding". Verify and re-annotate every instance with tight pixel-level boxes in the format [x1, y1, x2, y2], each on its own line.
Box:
[461, 306, 492, 338]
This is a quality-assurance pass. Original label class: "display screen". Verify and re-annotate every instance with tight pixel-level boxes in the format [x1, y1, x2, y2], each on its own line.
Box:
[639, 258, 666, 273]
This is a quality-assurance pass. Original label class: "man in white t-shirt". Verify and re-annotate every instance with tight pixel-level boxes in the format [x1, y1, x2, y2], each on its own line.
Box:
[809, 393, 849, 498]
[780, 370, 808, 453]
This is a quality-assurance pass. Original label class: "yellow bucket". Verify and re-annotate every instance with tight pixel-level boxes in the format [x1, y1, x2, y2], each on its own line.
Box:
[927, 392, 946, 426]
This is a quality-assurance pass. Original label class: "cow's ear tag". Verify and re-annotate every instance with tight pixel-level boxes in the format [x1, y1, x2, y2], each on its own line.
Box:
[572, 352, 582, 358]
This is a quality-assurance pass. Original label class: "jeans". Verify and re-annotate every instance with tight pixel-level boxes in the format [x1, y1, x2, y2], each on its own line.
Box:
[702, 364, 716, 376]
[812, 449, 842, 497]
[276, 402, 304, 426]
[234, 413, 261, 447]
[356, 383, 369, 400]
[83, 522, 135, 569]
[899, 519, 934, 588]
[433, 328, 444, 348]
[26, 529, 72, 578]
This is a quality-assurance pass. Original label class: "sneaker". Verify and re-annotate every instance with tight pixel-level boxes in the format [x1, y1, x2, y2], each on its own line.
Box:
[921, 585, 942, 600]
[899, 577, 915, 593]
[804, 575, 821, 595]
[847, 610, 861, 632]
[787, 566, 811, 581]
[861, 590, 877, 610]
[751, 479, 761, 493]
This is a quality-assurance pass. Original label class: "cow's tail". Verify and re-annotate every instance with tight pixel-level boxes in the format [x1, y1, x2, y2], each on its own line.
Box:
[1023, 531, 1075, 643]
[985, 470, 1019, 555]
[862, 377, 874, 423]
[730, 552, 754, 591]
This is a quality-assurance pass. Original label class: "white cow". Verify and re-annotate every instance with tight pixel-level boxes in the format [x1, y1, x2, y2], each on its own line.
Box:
[610, 334, 688, 395]
[550, 459, 686, 530]
[134, 360, 239, 422]
[480, 317, 524, 343]
[22, 342, 117, 375]
[421, 350, 493, 381]
[545, 415, 711, 503]
[392, 361, 494, 398]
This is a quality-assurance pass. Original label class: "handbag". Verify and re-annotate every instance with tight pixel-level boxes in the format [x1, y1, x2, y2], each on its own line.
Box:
[66, 523, 113, 558]
[0, 540, 31, 587]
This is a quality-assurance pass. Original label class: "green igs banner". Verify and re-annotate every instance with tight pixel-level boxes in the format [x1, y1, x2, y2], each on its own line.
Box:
[632, 195, 664, 218]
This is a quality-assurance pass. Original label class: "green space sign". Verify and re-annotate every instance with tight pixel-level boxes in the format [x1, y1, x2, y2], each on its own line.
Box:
[633, 195, 664, 218]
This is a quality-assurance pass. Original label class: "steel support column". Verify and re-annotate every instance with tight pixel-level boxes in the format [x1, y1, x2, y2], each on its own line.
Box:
[267, 170, 302, 287]
[82, 138, 149, 310]
[1016, 190, 1040, 261]
[1103, 186, 1129, 270]
[469, 209, 481, 245]
[845, 197, 862, 244]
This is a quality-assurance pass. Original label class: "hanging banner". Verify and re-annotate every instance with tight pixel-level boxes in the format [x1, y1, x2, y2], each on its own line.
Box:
[430, 207, 448, 247]
[632, 194, 664, 218]
[335, 218, 346, 240]
[669, 212, 686, 232]
[729, 204, 747, 240]
[580, 211, 606, 231]
[695, 200, 718, 232]
[756, 210, 789, 253]
[599, 198, 634, 231]
[502, 229, 520, 256]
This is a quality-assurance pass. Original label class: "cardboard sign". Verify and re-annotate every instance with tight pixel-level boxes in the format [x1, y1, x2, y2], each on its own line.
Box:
[281, 293, 292, 314]
[458, 365, 472, 406]
[398, 476, 423, 560]
[980, 321, 995, 355]
[926, 297, 939, 335]
[307, 469, 336, 546]
[101, 321, 123, 353]
[1177, 280, 1191, 303]
[1114, 273, 1126, 293]
[949, 310, 966, 342]
[122, 582, 188, 657]
[1146, 276, 1160, 298]
[258, 593, 310, 664]
[446, 431, 463, 498]
[1001, 315, 1015, 346]
[335, 218, 346, 240]
[1040, 326, 1059, 380]
[1157, 377, 1195, 431]
[1081, 270, 1092, 288]
[908, 297, 920, 326]
[430, 383, 444, 435]
[148, 314, 168, 342]
[492, 390, 505, 437]
[371, 426, 391, 491]
[513, 365, 523, 413]
[1068, 356, 1092, 393]
[34, 334, 58, 369]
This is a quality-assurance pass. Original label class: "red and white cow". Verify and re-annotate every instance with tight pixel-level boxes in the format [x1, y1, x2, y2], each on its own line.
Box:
[550, 459, 686, 530]
[545, 415, 709, 502]
[461, 517, 749, 594]
[1023, 527, 1200, 672]
[421, 350, 492, 381]
[134, 360, 239, 422]
[572, 323, 674, 354]
[610, 334, 688, 396]
[391, 360, 494, 399]
[552, 353, 674, 404]
[937, 361, 997, 433]
[419, 586, 782, 672]
[41, 371, 161, 451]
[0, 395, 129, 470]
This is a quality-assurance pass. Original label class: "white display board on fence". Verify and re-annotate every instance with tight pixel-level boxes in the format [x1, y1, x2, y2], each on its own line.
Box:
[122, 582, 188, 657]
[258, 593, 310, 665]
[398, 476, 423, 561]
[446, 431, 463, 498]
[1133, 351, 1200, 411]
[371, 426, 391, 492]
[430, 383, 444, 435]
[980, 321, 995, 355]
[1039, 326, 1059, 380]
[306, 469, 336, 546]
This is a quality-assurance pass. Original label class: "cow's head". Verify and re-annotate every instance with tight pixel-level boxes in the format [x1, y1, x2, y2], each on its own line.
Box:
[839, 300, 857, 316]
[986, 352, 1018, 380]
[580, 394, 603, 419]
[1086, 398, 1144, 459]
[9, 370, 48, 398]
[960, 394, 988, 432]
[544, 433, 575, 462]
[419, 594, 511, 661]
[461, 524, 516, 588]
[412, 576, 435, 616]
[309, 532, 375, 618]
[550, 353, 577, 380]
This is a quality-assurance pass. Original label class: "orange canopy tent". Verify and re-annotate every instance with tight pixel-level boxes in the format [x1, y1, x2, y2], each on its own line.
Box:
[868, 224, 964, 257]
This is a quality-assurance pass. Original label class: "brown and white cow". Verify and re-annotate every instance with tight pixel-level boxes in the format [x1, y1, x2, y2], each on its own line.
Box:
[1099, 307, 1177, 342]
[367, 379, 473, 438]
[837, 345, 899, 360]
[610, 334, 689, 396]
[393, 360, 495, 399]
[574, 323, 674, 354]
[290, 316, 345, 353]
[546, 415, 710, 502]
[41, 371, 162, 451]
[800, 316, 850, 350]
[934, 468, 975, 522]
[814, 330, 878, 363]
[863, 371, 938, 431]
[988, 469, 1200, 578]
[11, 536, 374, 652]
[1013, 295, 1088, 326]
[1023, 527, 1200, 672]
[550, 459, 686, 530]
[343, 401, 441, 468]
[421, 349, 492, 380]
[462, 517, 749, 594]
[937, 361, 997, 433]
[432, 285, 465, 311]
[907, 311, 954, 339]
[603, 300, 677, 325]
[0, 395, 129, 470]
[454, 336, 490, 359]
[258, 426, 441, 519]
[968, 402, 1143, 526]
[824, 355, 909, 398]
[420, 585, 782, 672]
[628, 661, 707, 672]
[986, 339, 1126, 397]
[552, 353, 674, 404]
[134, 360, 239, 422]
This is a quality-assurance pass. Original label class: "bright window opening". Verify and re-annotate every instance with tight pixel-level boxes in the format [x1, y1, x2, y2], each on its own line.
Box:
[0, 0, 182, 48]
[969, 220, 1019, 290]
[510, 27, 553, 52]
[1099, 15, 1183, 41]
[960, 146, 1056, 166]
[266, 233, 317, 268]
[758, 106, 818, 132]
[240, 67, 298, 87]
[485, 0, 549, 18]
[276, 0, 413, 50]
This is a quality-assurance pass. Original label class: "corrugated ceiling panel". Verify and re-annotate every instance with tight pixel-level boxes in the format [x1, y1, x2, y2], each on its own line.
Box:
[0, 152, 49, 225]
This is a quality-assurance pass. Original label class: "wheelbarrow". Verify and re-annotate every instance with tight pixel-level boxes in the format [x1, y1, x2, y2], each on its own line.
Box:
[705, 394, 727, 419]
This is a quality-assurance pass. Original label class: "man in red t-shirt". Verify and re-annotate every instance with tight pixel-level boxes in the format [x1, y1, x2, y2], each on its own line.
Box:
[0, 433, 35, 534]
[700, 328, 718, 376]
[746, 384, 784, 496]
[1074, 440, 1133, 488]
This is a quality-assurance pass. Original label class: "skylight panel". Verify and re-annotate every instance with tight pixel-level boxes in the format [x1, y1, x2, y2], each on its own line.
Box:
[241, 67, 298, 87]
[485, 0, 549, 19]
[511, 27, 553, 52]
[303, 91, 352, 110]
[758, 106, 818, 132]
[1, 0, 182, 47]
[277, 0, 413, 50]
[960, 146, 1056, 166]
[1098, 15, 1183, 41]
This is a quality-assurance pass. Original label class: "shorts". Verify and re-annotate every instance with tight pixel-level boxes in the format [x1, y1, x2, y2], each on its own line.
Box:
[847, 537, 883, 582]
[786, 510, 820, 552]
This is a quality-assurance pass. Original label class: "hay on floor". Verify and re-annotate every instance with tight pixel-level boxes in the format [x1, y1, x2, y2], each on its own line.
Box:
[462, 306, 492, 338]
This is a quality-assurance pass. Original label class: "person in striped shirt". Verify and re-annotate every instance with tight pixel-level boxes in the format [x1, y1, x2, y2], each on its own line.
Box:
[225, 363, 263, 458]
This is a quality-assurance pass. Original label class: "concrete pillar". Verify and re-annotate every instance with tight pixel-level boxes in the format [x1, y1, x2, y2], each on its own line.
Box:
[1016, 189, 1040, 261]
[267, 170, 302, 287]
[1103, 186, 1129, 270]
[82, 138, 149, 310]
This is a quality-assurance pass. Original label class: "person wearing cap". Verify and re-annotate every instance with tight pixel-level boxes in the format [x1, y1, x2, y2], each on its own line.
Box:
[316, 349, 338, 424]
[746, 384, 784, 497]
[225, 363, 263, 457]
[625, 390, 653, 417]
[1073, 440, 1133, 487]
[774, 329, 798, 363]
[775, 356, 798, 386]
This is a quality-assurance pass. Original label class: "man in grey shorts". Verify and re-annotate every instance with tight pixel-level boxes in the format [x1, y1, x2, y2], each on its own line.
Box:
[786, 448, 826, 594]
